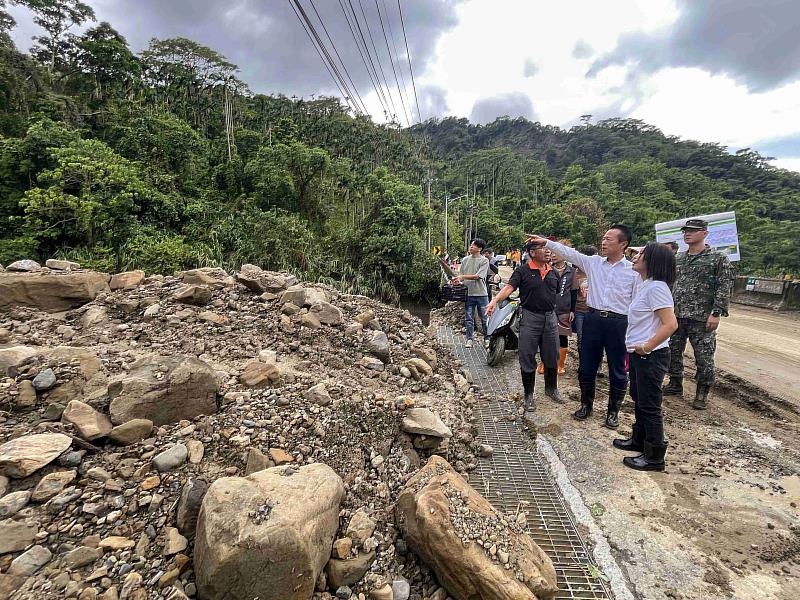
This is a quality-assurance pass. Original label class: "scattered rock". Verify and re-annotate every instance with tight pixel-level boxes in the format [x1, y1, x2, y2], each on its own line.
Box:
[300, 312, 322, 329]
[195, 463, 345, 600]
[332, 537, 352, 559]
[163, 527, 188, 556]
[7, 259, 42, 272]
[245, 448, 271, 475]
[8, 544, 51, 575]
[0, 518, 38, 554]
[0, 346, 40, 377]
[173, 284, 212, 305]
[367, 331, 391, 363]
[98, 536, 135, 551]
[45, 259, 80, 271]
[240, 361, 282, 389]
[109, 270, 145, 290]
[236, 264, 292, 294]
[310, 301, 344, 326]
[198, 310, 228, 325]
[268, 448, 293, 466]
[62, 400, 113, 440]
[325, 551, 376, 589]
[370, 584, 393, 600]
[304, 383, 332, 406]
[63, 545, 101, 569]
[31, 471, 76, 502]
[176, 479, 208, 539]
[0, 433, 72, 478]
[0, 490, 31, 518]
[108, 355, 219, 425]
[32, 367, 57, 391]
[152, 444, 188, 472]
[186, 440, 205, 464]
[401, 408, 452, 439]
[108, 419, 154, 446]
[346, 509, 377, 548]
[16, 380, 37, 408]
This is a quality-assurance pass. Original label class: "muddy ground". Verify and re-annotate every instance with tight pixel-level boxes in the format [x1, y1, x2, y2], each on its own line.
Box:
[439, 294, 800, 600]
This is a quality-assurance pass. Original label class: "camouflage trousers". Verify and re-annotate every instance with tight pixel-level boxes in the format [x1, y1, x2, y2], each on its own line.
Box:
[668, 318, 717, 386]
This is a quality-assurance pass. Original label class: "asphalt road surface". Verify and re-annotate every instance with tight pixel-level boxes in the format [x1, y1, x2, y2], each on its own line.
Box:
[715, 304, 800, 405]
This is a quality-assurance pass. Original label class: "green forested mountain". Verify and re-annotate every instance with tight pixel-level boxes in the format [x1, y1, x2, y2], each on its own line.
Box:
[1, 1, 798, 306]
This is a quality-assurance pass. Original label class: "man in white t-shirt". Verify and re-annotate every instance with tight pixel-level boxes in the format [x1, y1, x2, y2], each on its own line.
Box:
[526, 225, 639, 428]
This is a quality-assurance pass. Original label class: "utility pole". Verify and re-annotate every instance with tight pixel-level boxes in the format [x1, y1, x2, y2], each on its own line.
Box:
[425, 172, 437, 251]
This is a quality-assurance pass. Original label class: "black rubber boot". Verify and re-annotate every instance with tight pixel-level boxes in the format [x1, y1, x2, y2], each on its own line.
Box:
[623, 440, 667, 471]
[521, 370, 536, 412]
[544, 368, 565, 404]
[693, 384, 711, 410]
[604, 386, 626, 429]
[613, 422, 644, 452]
[573, 380, 595, 420]
[663, 376, 683, 396]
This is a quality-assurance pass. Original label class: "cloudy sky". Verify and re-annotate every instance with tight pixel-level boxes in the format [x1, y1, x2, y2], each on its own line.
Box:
[8, 0, 800, 171]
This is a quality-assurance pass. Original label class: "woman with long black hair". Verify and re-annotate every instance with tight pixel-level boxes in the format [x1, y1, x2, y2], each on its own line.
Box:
[613, 242, 678, 472]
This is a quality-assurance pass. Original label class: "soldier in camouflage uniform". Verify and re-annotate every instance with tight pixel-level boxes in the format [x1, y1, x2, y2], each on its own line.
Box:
[663, 219, 735, 409]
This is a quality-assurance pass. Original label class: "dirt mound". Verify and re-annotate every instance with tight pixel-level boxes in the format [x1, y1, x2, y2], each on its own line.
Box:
[0, 265, 481, 599]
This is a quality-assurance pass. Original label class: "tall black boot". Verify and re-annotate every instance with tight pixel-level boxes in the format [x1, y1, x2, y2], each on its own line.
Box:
[693, 384, 711, 410]
[521, 370, 536, 412]
[663, 376, 683, 396]
[573, 380, 594, 420]
[544, 368, 565, 404]
[605, 386, 626, 429]
[613, 422, 644, 451]
[623, 440, 667, 471]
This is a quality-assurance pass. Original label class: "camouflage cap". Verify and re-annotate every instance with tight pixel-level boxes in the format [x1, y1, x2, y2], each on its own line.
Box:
[681, 218, 708, 231]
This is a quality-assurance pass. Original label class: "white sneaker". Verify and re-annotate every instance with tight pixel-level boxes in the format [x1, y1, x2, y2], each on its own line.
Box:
[465, 339, 474, 348]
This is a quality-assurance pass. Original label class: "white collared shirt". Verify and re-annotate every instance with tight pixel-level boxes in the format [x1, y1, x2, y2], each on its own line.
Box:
[545, 240, 640, 315]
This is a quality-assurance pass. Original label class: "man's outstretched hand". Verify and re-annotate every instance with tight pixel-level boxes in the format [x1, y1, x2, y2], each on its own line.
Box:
[525, 234, 548, 248]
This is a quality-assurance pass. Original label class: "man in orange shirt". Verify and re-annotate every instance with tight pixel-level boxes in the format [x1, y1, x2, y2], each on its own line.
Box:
[487, 242, 564, 412]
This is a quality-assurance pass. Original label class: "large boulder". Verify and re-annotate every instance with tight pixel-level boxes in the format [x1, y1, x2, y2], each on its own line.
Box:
[401, 408, 452, 439]
[0, 433, 72, 479]
[6, 260, 41, 272]
[195, 463, 345, 600]
[0, 271, 110, 312]
[108, 355, 219, 426]
[109, 270, 145, 290]
[236, 264, 294, 295]
[396, 456, 558, 600]
[172, 284, 212, 305]
[367, 330, 391, 363]
[179, 267, 233, 288]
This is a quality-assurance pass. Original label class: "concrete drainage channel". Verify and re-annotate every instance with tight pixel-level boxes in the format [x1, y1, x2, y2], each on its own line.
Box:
[437, 325, 619, 600]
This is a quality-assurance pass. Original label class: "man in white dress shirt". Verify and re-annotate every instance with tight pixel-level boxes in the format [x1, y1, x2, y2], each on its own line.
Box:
[526, 225, 639, 428]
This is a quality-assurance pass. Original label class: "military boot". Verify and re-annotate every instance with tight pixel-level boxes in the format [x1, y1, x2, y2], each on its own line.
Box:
[662, 376, 683, 396]
[693, 384, 711, 410]
[544, 368, 565, 404]
[521, 370, 536, 412]
[605, 386, 626, 429]
[573, 380, 595, 420]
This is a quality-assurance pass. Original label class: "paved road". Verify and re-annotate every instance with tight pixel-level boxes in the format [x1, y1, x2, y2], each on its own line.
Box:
[715, 304, 800, 404]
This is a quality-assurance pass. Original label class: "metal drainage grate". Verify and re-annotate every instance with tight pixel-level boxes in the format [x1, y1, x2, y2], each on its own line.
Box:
[438, 325, 612, 599]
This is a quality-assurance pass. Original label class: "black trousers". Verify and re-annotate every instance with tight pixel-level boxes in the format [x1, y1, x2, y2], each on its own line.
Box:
[629, 349, 670, 444]
[578, 311, 628, 389]
[519, 309, 558, 373]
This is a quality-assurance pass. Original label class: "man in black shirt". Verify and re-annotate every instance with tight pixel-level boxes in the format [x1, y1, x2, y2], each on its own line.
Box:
[486, 242, 565, 411]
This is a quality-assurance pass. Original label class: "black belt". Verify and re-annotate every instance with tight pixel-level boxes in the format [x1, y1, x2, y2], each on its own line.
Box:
[522, 308, 554, 314]
[588, 307, 627, 319]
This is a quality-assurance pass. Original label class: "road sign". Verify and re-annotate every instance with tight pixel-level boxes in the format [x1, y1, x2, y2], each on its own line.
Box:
[432, 246, 442, 256]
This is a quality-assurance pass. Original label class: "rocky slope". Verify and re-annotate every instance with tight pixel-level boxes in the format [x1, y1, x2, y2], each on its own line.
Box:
[0, 263, 494, 600]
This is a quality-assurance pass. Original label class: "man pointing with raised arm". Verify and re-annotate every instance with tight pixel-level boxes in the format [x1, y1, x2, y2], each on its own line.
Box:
[526, 226, 640, 428]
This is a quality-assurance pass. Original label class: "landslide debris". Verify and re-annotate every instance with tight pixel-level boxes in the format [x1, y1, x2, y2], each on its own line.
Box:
[0, 263, 486, 600]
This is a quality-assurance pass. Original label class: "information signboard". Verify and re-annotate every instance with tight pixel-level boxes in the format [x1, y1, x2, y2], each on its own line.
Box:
[655, 211, 740, 261]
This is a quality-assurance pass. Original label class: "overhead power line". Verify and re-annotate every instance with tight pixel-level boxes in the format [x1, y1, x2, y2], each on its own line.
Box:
[288, 0, 362, 115]
[375, 0, 411, 127]
[355, 0, 399, 123]
[381, 0, 413, 125]
[397, 0, 422, 123]
[307, 0, 369, 114]
[337, 0, 392, 117]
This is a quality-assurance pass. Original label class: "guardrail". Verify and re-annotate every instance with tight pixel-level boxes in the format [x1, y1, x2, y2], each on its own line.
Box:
[732, 276, 800, 311]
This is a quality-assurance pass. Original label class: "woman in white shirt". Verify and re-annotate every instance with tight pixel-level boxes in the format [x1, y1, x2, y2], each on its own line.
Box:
[614, 242, 678, 472]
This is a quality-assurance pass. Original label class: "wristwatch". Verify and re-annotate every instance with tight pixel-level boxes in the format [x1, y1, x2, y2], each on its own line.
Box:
[711, 310, 721, 317]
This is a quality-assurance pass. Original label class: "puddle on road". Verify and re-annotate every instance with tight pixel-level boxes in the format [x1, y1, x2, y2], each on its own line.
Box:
[738, 426, 782, 449]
